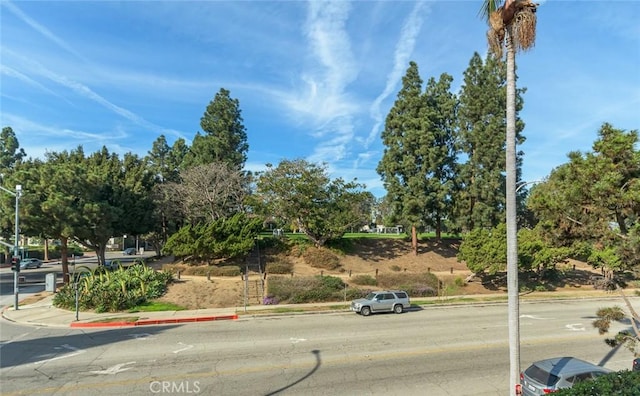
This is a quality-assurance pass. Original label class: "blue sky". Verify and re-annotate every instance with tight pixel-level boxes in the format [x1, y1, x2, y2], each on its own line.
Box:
[1, 1, 638, 197]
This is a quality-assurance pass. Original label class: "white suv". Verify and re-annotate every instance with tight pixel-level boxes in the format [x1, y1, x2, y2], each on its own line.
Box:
[350, 290, 410, 316]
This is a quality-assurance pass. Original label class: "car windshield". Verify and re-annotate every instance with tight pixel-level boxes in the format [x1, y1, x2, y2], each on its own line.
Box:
[525, 365, 560, 386]
[364, 293, 377, 300]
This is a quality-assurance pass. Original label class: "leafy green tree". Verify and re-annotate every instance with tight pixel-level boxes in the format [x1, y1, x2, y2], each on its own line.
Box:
[163, 212, 262, 261]
[256, 159, 371, 247]
[528, 124, 640, 272]
[0, 126, 26, 262]
[458, 223, 570, 275]
[15, 150, 86, 281]
[63, 147, 156, 267]
[377, 61, 429, 254]
[454, 52, 526, 232]
[183, 88, 248, 169]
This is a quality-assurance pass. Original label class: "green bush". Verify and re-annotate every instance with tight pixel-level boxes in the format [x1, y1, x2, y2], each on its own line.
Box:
[53, 265, 173, 313]
[553, 370, 640, 395]
[351, 274, 377, 286]
[454, 277, 466, 287]
[390, 265, 402, 272]
[267, 275, 345, 303]
[375, 272, 439, 297]
[302, 247, 341, 270]
[267, 258, 294, 274]
[214, 266, 242, 277]
[345, 287, 372, 300]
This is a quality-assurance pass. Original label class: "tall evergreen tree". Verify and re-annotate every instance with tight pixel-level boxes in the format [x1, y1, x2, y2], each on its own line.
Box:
[423, 73, 458, 239]
[454, 53, 525, 232]
[144, 135, 187, 253]
[0, 127, 26, 171]
[183, 88, 249, 170]
[377, 61, 428, 254]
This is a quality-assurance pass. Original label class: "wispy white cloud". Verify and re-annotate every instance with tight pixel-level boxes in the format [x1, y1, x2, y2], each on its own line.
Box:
[0, 64, 71, 103]
[280, 1, 362, 164]
[364, 1, 429, 149]
[1, 1, 188, 143]
[1, 0, 87, 62]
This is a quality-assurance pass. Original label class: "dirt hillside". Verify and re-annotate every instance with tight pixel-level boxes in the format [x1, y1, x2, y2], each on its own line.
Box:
[156, 238, 602, 310]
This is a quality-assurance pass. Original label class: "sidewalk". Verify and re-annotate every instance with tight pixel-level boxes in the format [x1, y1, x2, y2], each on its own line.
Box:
[0, 295, 351, 328]
[2, 290, 635, 329]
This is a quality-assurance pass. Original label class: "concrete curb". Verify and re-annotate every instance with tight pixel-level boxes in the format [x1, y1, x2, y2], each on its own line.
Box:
[69, 314, 239, 328]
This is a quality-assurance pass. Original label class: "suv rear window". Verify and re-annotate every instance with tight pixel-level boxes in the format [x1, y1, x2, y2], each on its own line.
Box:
[394, 292, 408, 299]
[525, 365, 559, 386]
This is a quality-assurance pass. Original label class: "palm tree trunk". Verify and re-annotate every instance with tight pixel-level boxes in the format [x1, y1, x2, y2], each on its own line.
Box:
[505, 26, 521, 396]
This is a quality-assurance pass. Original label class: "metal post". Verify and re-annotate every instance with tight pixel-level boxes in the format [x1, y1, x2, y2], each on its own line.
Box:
[13, 185, 21, 311]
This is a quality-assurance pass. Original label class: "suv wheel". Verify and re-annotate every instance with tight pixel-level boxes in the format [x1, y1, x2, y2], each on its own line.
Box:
[360, 306, 371, 316]
[393, 304, 403, 314]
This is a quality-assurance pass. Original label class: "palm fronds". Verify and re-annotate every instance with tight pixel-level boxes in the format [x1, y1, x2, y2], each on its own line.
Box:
[512, 6, 537, 52]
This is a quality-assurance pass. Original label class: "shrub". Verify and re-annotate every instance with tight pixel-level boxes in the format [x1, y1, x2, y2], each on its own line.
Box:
[345, 288, 372, 300]
[351, 274, 377, 286]
[553, 370, 640, 395]
[454, 277, 466, 287]
[213, 266, 242, 277]
[53, 266, 174, 313]
[267, 275, 345, 303]
[302, 247, 341, 270]
[267, 257, 294, 274]
[390, 265, 401, 272]
[376, 272, 439, 297]
[263, 296, 279, 305]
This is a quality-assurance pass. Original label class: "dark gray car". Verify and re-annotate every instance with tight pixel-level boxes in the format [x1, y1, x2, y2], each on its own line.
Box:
[520, 357, 611, 395]
[350, 290, 410, 316]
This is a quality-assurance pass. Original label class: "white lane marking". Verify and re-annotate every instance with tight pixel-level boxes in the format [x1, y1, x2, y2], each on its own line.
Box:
[290, 338, 307, 344]
[521, 315, 554, 320]
[173, 342, 194, 354]
[33, 344, 86, 364]
[90, 361, 136, 375]
[565, 323, 586, 331]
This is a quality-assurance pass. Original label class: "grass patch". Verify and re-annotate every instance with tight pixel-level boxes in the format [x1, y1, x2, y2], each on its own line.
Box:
[128, 301, 186, 312]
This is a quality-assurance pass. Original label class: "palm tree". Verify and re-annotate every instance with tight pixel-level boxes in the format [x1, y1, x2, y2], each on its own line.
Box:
[480, 1, 538, 395]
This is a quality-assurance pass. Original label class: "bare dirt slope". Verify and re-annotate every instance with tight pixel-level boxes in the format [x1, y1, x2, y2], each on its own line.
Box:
[157, 238, 602, 310]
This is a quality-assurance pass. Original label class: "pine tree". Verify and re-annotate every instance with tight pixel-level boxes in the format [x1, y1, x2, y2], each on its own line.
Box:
[423, 73, 458, 239]
[183, 88, 249, 170]
[377, 61, 428, 254]
[454, 53, 525, 232]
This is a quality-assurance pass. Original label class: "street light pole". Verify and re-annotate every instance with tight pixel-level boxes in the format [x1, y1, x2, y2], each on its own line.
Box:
[13, 185, 22, 310]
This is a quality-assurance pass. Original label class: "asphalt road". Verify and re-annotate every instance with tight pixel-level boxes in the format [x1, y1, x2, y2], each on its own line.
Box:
[0, 252, 152, 306]
[1, 298, 635, 396]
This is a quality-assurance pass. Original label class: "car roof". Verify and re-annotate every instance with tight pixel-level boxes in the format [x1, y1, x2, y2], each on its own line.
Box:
[531, 357, 611, 377]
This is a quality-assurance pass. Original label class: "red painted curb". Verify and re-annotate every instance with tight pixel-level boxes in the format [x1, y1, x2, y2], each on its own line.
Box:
[70, 314, 238, 328]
